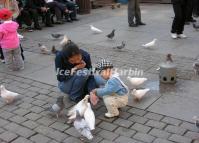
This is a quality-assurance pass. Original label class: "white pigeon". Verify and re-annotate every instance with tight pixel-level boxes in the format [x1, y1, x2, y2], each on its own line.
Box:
[84, 103, 95, 130]
[142, 39, 157, 48]
[90, 25, 103, 34]
[60, 35, 69, 45]
[38, 43, 50, 55]
[17, 34, 24, 39]
[127, 76, 148, 87]
[0, 85, 19, 104]
[74, 110, 93, 140]
[132, 88, 150, 101]
[67, 95, 89, 122]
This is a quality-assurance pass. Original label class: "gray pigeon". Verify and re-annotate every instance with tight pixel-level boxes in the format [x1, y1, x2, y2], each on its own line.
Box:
[193, 61, 199, 75]
[51, 34, 64, 39]
[193, 116, 199, 129]
[74, 110, 93, 140]
[46, 96, 65, 118]
[51, 45, 58, 54]
[107, 29, 115, 39]
[193, 23, 199, 31]
[113, 41, 125, 50]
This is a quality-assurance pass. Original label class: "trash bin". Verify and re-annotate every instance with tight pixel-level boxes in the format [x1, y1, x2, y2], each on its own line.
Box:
[76, 0, 91, 14]
[117, 0, 128, 4]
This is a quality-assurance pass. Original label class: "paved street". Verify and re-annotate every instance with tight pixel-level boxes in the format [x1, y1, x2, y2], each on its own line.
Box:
[0, 4, 199, 143]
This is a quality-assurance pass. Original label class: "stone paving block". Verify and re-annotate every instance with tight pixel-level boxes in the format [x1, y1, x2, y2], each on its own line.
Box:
[36, 117, 55, 126]
[131, 123, 151, 133]
[95, 118, 102, 125]
[0, 118, 9, 127]
[184, 131, 199, 140]
[180, 122, 198, 132]
[48, 140, 59, 143]
[11, 137, 33, 143]
[153, 138, 174, 143]
[128, 108, 147, 116]
[0, 131, 18, 142]
[169, 134, 192, 143]
[100, 140, 114, 143]
[35, 94, 49, 100]
[3, 105, 18, 112]
[62, 136, 82, 143]
[145, 120, 166, 129]
[98, 130, 119, 141]
[128, 115, 148, 124]
[165, 125, 187, 135]
[18, 103, 33, 109]
[31, 100, 46, 106]
[114, 136, 139, 143]
[13, 108, 30, 116]
[47, 130, 68, 142]
[149, 128, 171, 139]
[0, 110, 15, 119]
[9, 115, 27, 124]
[34, 125, 54, 135]
[30, 134, 51, 143]
[0, 128, 5, 134]
[133, 132, 155, 143]
[22, 97, 35, 103]
[113, 118, 133, 128]
[31, 82, 52, 90]
[161, 117, 182, 126]
[18, 83, 31, 89]
[29, 106, 44, 113]
[25, 112, 42, 121]
[118, 112, 131, 119]
[50, 122, 69, 132]
[64, 127, 81, 137]
[28, 86, 42, 92]
[114, 127, 136, 137]
[96, 114, 116, 123]
[93, 127, 103, 135]
[22, 120, 39, 129]
[98, 121, 118, 131]
[144, 112, 164, 121]
[90, 136, 104, 143]
[21, 78, 33, 84]
[37, 89, 51, 95]
[24, 91, 38, 98]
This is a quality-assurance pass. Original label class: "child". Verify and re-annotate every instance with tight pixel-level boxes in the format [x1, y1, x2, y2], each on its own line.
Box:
[0, 8, 24, 71]
[90, 59, 129, 118]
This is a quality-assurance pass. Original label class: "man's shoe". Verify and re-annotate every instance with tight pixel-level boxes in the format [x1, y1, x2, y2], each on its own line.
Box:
[46, 24, 54, 27]
[171, 33, 178, 39]
[34, 26, 42, 30]
[178, 34, 187, 39]
[129, 23, 137, 27]
[136, 22, 146, 26]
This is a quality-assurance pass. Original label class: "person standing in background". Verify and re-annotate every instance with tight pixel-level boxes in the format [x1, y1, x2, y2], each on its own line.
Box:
[128, 0, 145, 27]
[185, 0, 197, 25]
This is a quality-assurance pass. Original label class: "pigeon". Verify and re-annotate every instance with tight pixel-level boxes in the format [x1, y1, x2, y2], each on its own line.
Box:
[193, 23, 199, 31]
[51, 34, 64, 39]
[113, 41, 126, 50]
[51, 45, 58, 54]
[193, 59, 199, 75]
[132, 88, 150, 102]
[74, 110, 93, 140]
[38, 43, 50, 55]
[142, 39, 157, 48]
[0, 85, 19, 104]
[60, 35, 70, 45]
[90, 25, 103, 34]
[46, 96, 65, 118]
[127, 77, 148, 87]
[107, 29, 115, 39]
[166, 54, 173, 63]
[67, 95, 90, 122]
[117, 3, 121, 8]
[193, 116, 199, 129]
[17, 34, 24, 39]
[84, 103, 95, 130]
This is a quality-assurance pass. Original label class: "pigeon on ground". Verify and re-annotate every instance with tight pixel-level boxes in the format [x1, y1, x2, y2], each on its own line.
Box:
[38, 43, 50, 55]
[46, 96, 65, 118]
[142, 39, 157, 48]
[51, 34, 64, 39]
[84, 103, 95, 130]
[74, 110, 93, 140]
[113, 41, 126, 50]
[51, 45, 58, 54]
[107, 29, 115, 39]
[193, 116, 199, 129]
[90, 25, 103, 34]
[60, 35, 70, 45]
[127, 77, 148, 87]
[193, 59, 199, 75]
[193, 23, 199, 31]
[166, 54, 173, 63]
[117, 3, 121, 8]
[0, 85, 19, 104]
[67, 95, 90, 122]
[132, 88, 150, 102]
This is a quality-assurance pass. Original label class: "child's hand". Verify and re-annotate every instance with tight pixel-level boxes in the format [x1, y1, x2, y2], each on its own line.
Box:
[90, 92, 99, 106]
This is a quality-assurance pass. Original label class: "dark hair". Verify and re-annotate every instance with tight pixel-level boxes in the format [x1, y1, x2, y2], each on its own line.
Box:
[62, 41, 81, 59]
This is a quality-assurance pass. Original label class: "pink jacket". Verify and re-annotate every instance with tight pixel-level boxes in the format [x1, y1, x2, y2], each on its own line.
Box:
[0, 21, 19, 49]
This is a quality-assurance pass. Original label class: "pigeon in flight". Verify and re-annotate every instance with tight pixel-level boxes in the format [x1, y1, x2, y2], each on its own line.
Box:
[46, 96, 65, 118]
[0, 85, 19, 104]
[51, 34, 64, 39]
[107, 29, 115, 39]
[132, 88, 150, 102]
[90, 25, 103, 34]
[127, 77, 148, 87]
[113, 41, 126, 50]
[142, 39, 157, 48]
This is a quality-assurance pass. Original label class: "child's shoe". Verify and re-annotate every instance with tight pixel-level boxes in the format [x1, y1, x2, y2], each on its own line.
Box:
[178, 34, 187, 39]
[1, 59, 5, 63]
[105, 112, 119, 118]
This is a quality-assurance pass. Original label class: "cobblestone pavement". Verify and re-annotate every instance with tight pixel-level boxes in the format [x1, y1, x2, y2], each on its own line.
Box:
[0, 4, 199, 143]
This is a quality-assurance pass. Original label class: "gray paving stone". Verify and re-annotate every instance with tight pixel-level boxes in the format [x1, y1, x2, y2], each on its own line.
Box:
[0, 128, 5, 134]
[128, 115, 148, 124]
[98, 130, 119, 141]
[113, 118, 133, 128]
[145, 120, 166, 129]
[11, 137, 33, 143]
[165, 125, 187, 135]
[114, 127, 136, 137]
[153, 138, 174, 143]
[64, 127, 81, 137]
[29, 106, 44, 113]
[36, 117, 55, 126]
[9, 115, 27, 124]
[169, 134, 192, 143]
[180, 122, 198, 132]
[98, 121, 118, 131]
[90, 136, 104, 143]
[37, 89, 51, 95]
[0, 131, 18, 142]
[118, 111, 131, 119]
[24, 91, 38, 98]
[62, 137, 82, 143]
[184, 131, 199, 140]
[18, 103, 33, 109]
[100, 140, 114, 143]
[0, 110, 15, 119]
[25, 112, 42, 121]
[32, 100, 47, 106]
[13, 108, 30, 116]
[133, 132, 155, 143]
[0, 118, 9, 127]
[22, 120, 39, 129]
[144, 112, 164, 121]
[35, 94, 49, 100]
[50, 122, 69, 132]
[149, 128, 171, 139]
[97, 114, 117, 123]
[34, 125, 54, 135]
[28, 86, 42, 92]
[161, 117, 182, 126]
[47, 130, 68, 142]
[131, 123, 151, 133]
[30, 134, 51, 143]
[31, 82, 52, 90]
[114, 136, 139, 143]
[128, 108, 147, 116]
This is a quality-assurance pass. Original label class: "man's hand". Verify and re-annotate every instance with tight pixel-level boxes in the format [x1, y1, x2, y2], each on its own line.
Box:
[90, 91, 99, 106]
[75, 60, 86, 69]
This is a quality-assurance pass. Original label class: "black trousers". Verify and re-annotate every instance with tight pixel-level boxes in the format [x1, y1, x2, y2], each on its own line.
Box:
[185, 0, 194, 21]
[171, 3, 186, 34]
[193, 0, 199, 16]
[65, 1, 77, 19]
[16, 10, 32, 27]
